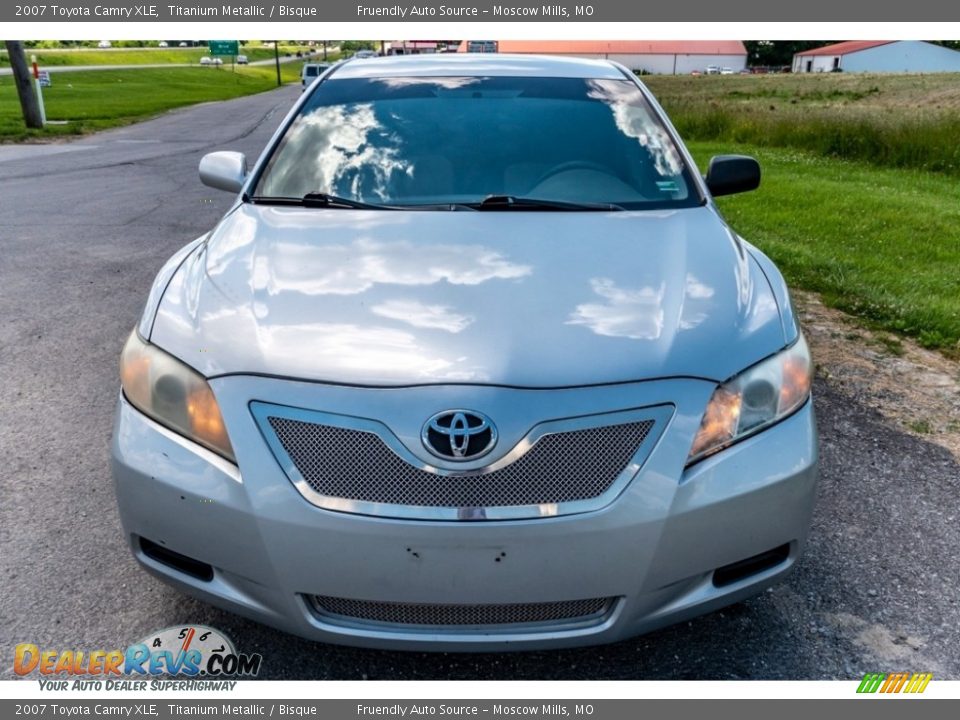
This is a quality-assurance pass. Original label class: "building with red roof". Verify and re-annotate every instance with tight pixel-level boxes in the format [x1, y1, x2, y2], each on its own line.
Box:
[793, 41, 960, 73]
[457, 40, 747, 75]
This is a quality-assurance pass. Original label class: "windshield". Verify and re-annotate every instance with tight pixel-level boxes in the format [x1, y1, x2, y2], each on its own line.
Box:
[253, 75, 702, 210]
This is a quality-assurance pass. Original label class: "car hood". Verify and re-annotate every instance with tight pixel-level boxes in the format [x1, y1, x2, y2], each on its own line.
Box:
[151, 204, 786, 387]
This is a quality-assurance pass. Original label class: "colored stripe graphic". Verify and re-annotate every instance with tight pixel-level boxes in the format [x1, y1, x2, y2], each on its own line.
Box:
[857, 673, 885, 693]
[857, 673, 932, 694]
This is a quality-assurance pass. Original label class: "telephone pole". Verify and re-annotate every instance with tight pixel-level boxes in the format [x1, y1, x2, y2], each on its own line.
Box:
[5, 41, 43, 129]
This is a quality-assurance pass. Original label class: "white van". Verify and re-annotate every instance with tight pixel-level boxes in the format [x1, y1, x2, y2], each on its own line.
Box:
[300, 63, 331, 89]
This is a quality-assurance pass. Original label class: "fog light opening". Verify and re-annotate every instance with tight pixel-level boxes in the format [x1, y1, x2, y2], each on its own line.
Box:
[712, 543, 790, 588]
[139, 537, 214, 582]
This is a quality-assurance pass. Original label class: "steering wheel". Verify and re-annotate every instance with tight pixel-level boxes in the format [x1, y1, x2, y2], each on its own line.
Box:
[532, 160, 615, 187]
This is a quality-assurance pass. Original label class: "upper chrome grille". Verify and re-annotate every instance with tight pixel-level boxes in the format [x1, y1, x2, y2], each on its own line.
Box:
[251, 402, 671, 520]
[267, 416, 654, 508]
[309, 595, 614, 628]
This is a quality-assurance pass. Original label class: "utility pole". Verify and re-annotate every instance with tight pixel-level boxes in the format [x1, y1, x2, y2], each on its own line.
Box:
[274, 41, 281, 86]
[4, 41, 43, 129]
[322, 40, 328, 61]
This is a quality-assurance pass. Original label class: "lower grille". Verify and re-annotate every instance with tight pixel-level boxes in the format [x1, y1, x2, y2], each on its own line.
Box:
[308, 595, 614, 627]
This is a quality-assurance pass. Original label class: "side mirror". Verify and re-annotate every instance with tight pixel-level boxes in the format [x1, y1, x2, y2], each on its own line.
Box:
[704, 155, 761, 197]
[199, 151, 247, 193]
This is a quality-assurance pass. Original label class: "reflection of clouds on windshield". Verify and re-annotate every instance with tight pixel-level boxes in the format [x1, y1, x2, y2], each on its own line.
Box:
[372, 76, 481, 89]
[259, 237, 532, 296]
[586, 80, 683, 177]
[567, 278, 665, 340]
[258, 103, 410, 201]
[371, 299, 474, 333]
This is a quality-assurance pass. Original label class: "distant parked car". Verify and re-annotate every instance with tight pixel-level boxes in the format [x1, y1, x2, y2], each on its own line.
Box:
[178, 42, 188, 47]
[236, 55, 249, 65]
[354, 50, 379, 59]
[690, 69, 703, 76]
[200, 57, 222, 66]
[739, 69, 752, 75]
[720, 67, 734, 75]
[158, 42, 169, 48]
[97, 40, 112, 49]
[705, 65, 720, 75]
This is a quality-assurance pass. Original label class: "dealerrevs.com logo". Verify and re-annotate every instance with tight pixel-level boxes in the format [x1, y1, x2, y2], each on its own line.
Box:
[15, 625, 262, 690]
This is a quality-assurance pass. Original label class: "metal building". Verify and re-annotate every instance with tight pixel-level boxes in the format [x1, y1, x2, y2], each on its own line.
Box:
[793, 41, 960, 73]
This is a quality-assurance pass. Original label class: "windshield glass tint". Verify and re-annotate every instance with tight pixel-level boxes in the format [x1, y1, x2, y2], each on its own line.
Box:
[254, 76, 700, 209]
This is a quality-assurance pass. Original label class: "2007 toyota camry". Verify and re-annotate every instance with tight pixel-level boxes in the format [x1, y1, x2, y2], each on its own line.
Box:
[112, 54, 817, 650]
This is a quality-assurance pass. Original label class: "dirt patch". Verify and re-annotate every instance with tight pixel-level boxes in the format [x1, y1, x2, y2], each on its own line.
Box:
[795, 290, 960, 461]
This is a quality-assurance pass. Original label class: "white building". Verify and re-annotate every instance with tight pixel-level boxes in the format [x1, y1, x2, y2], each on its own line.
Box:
[458, 40, 747, 75]
[793, 40, 960, 73]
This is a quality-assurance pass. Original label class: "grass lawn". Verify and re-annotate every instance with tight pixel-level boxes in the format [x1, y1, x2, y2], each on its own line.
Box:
[0, 65, 303, 141]
[688, 141, 960, 355]
[0, 45, 318, 67]
[646, 73, 960, 175]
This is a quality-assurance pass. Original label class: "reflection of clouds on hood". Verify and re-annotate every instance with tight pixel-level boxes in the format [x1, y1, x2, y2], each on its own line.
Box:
[206, 210, 258, 275]
[259, 322, 484, 381]
[371, 299, 474, 333]
[685, 274, 714, 300]
[679, 273, 716, 330]
[258, 103, 410, 201]
[586, 80, 683, 177]
[259, 237, 531, 296]
[567, 278, 665, 340]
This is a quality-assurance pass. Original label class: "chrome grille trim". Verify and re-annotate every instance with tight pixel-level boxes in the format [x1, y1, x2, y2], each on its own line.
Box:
[251, 402, 672, 521]
[307, 595, 615, 629]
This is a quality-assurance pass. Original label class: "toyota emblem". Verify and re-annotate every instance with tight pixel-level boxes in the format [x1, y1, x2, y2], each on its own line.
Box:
[421, 410, 497, 461]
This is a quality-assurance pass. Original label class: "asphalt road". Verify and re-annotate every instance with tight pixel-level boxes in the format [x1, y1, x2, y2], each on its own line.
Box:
[1, 86, 957, 680]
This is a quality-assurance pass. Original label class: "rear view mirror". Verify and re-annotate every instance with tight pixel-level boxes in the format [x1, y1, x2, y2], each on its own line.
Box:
[199, 151, 247, 193]
[705, 155, 761, 197]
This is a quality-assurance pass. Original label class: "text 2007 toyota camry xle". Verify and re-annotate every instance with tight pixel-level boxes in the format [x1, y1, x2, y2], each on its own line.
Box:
[112, 55, 817, 650]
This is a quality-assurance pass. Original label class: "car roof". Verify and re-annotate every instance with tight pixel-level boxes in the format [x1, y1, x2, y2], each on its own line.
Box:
[331, 54, 627, 80]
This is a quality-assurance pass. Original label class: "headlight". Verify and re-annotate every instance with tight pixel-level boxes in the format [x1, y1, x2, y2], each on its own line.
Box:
[687, 334, 812, 465]
[120, 330, 235, 463]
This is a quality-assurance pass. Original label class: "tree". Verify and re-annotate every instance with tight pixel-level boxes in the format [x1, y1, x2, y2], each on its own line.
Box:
[4, 41, 42, 129]
[743, 41, 836, 67]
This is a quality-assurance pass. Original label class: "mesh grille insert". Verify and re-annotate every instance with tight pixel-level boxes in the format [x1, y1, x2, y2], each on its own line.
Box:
[309, 596, 613, 627]
[267, 417, 654, 508]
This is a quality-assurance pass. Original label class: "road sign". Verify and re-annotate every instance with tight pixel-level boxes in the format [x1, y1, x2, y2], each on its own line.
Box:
[208, 41, 240, 57]
[38, 71, 51, 87]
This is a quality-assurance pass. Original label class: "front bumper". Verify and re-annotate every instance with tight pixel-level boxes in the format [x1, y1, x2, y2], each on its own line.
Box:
[111, 375, 818, 651]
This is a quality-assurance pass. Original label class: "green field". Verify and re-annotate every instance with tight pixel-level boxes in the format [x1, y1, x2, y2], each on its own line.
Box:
[0, 44, 319, 67]
[689, 142, 960, 355]
[645, 72, 960, 175]
[0, 65, 303, 140]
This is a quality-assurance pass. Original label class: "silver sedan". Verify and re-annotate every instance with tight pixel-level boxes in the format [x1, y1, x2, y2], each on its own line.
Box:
[112, 54, 817, 650]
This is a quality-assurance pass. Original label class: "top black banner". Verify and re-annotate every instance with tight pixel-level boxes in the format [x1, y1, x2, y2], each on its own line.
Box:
[5, 0, 960, 22]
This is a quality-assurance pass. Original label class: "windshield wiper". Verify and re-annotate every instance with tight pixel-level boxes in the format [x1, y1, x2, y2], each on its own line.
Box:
[470, 195, 625, 211]
[249, 193, 394, 210]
